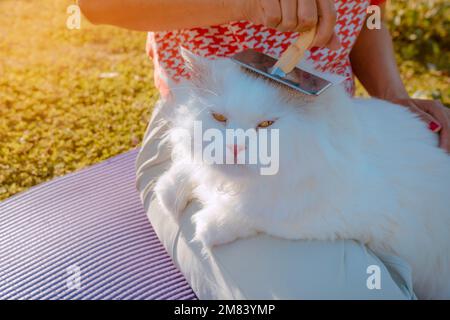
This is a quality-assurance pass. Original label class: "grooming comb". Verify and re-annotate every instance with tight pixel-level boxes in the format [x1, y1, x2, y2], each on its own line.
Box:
[231, 27, 334, 96]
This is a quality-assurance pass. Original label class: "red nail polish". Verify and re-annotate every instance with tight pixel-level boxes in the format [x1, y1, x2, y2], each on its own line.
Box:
[429, 121, 441, 132]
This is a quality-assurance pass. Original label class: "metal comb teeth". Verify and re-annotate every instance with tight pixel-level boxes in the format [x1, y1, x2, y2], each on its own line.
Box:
[231, 49, 332, 97]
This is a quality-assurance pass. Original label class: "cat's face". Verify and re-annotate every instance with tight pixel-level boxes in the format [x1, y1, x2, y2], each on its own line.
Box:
[172, 49, 311, 178]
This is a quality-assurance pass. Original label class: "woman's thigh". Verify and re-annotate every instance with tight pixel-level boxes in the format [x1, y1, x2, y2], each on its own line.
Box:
[147, 197, 415, 299]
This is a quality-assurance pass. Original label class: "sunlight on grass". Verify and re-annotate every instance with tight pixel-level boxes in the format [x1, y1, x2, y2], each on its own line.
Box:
[0, 0, 158, 200]
[0, 0, 448, 201]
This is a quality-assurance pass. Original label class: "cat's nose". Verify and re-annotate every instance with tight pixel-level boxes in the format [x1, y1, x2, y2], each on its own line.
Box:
[227, 144, 246, 158]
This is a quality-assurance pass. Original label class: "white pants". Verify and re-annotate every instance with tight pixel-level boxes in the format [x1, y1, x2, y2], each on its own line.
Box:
[136, 99, 416, 299]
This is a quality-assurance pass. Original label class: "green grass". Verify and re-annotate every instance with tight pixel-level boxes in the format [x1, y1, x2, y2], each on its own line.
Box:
[0, 0, 448, 201]
[0, 0, 157, 200]
[355, 0, 449, 102]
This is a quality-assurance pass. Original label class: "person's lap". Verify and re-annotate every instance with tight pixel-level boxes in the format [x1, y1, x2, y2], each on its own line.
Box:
[135, 99, 416, 300]
[147, 196, 415, 299]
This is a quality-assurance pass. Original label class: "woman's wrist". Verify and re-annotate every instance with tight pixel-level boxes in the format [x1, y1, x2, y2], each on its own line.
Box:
[373, 84, 410, 102]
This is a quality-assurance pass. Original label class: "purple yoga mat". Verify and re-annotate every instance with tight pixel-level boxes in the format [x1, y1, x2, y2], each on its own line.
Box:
[0, 149, 196, 300]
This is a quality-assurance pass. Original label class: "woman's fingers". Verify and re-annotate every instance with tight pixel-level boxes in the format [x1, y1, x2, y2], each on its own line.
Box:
[445, 115, 450, 153]
[297, 0, 318, 32]
[393, 98, 441, 130]
[273, 0, 322, 34]
[440, 122, 450, 153]
[248, 0, 339, 49]
[278, 0, 298, 31]
[314, 0, 339, 49]
[415, 99, 450, 152]
[392, 98, 450, 153]
[326, 32, 341, 50]
[260, 0, 282, 28]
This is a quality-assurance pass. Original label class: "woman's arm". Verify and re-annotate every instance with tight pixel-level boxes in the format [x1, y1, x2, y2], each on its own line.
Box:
[350, 3, 450, 152]
[78, 0, 339, 49]
[350, 4, 407, 100]
[77, 0, 241, 31]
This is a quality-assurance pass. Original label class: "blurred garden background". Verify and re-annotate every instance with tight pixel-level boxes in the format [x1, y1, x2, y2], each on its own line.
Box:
[0, 0, 449, 201]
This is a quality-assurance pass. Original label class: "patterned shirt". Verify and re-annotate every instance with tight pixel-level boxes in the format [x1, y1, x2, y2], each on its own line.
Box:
[146, 0, 385, 97]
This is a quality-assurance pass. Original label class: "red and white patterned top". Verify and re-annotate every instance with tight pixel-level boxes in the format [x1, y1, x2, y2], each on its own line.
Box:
[147, 0, 385, 97]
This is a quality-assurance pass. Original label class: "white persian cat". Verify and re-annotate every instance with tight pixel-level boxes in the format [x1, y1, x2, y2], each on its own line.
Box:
[154, 49, 450, 299]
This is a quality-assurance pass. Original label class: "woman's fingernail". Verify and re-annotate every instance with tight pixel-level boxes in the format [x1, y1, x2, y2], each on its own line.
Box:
[429, 121, 441, 132]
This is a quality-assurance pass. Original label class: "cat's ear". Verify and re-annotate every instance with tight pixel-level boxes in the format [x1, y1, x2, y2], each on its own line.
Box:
[180, 47, 211, 87]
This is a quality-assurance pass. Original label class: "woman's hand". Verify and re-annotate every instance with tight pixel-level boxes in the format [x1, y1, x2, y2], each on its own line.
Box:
[350, 2, 450, 154]
[239, 0, 340, 50]
[389, 98, 450, 153]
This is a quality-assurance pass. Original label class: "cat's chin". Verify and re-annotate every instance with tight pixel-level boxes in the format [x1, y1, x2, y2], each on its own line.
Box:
[208, 163, 258, 179]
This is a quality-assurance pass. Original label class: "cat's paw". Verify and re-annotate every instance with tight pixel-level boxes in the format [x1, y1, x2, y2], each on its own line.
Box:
[154, 174, 189, 219]
[191, 208, 240, 248]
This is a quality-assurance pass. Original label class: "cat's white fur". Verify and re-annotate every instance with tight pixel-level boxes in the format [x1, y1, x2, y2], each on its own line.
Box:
[154, 49, 450, 299]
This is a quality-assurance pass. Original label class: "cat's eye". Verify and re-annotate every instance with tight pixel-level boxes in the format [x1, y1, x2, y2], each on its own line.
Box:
[212, 112, 227, 123]
[257, 120, 275, 128]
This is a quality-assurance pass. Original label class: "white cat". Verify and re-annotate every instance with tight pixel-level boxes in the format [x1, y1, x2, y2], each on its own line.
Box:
[154, 49, 450, 299]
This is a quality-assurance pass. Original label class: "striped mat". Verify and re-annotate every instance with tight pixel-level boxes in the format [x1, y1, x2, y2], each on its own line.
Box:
[0, 149, 196, 300]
